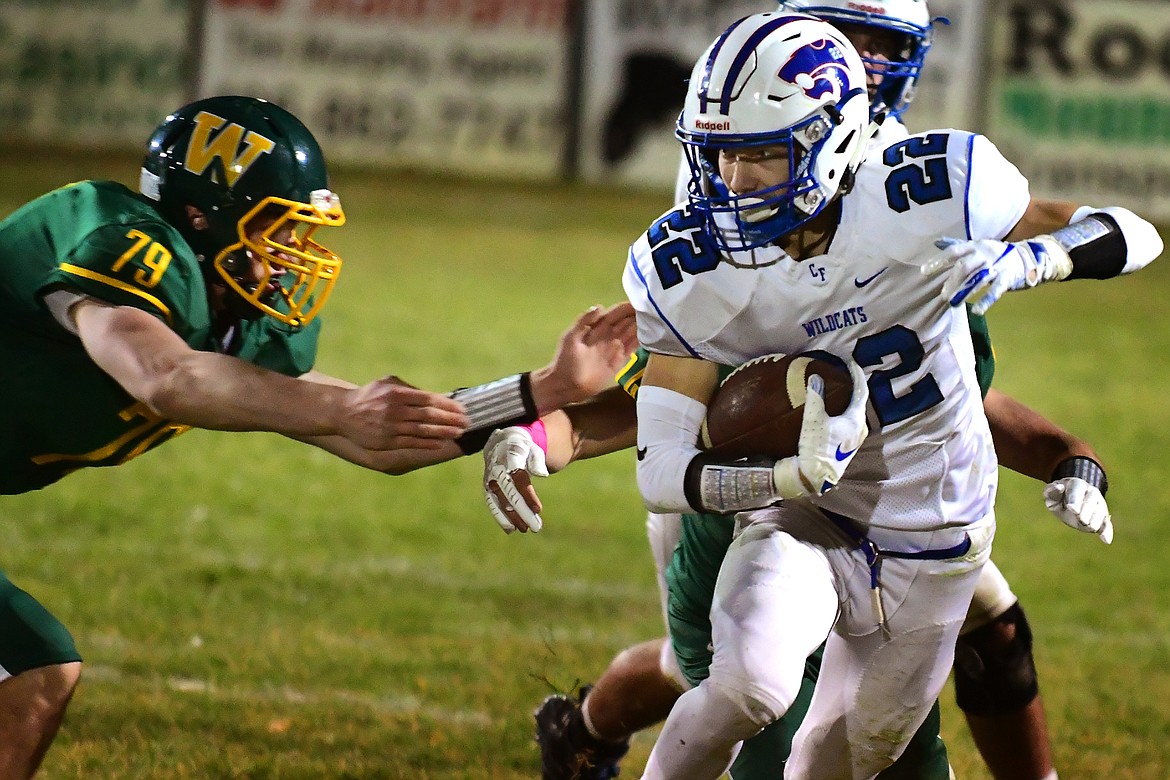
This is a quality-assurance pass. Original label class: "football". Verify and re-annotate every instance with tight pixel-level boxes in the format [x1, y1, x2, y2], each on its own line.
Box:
[698, 353, 853, 460]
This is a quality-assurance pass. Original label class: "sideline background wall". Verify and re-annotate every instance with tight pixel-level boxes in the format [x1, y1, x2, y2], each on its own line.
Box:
[984, 0, 1170, 220]
[199, 0, 573, 180]
[0, 0, 191, 148]
[0, 0, 1167, 218]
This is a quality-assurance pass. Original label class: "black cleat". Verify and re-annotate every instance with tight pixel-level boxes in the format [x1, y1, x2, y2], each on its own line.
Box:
[534, 685, 630, 780]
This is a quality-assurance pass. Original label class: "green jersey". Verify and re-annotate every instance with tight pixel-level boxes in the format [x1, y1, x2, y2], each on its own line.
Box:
[0, 180, 319, 495]
[968, 308, 994, 397]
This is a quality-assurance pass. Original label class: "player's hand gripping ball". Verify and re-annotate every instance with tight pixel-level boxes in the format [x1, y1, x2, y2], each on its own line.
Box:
[699, 353, 854, 460]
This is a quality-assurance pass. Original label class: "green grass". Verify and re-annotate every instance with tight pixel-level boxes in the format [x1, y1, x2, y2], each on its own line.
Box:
[3, 148, 1170, 778]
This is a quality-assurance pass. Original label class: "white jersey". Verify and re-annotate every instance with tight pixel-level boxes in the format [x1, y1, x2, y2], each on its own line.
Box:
[625, 128, 1030, 533]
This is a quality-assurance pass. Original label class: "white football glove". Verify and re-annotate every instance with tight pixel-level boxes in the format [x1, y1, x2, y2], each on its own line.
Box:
[1044, 477, 1113, 545]
[482, 426, 548, 534]
[922, 236, 1073, 315]
[773, 360, 870, 498]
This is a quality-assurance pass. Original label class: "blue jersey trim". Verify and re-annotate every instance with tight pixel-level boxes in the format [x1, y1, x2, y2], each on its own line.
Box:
[963, 133, 976, 240]
[627, 247, 701, 359]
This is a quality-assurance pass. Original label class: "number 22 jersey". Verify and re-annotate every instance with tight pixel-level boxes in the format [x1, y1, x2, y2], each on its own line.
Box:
[623, 130, 1031, 533]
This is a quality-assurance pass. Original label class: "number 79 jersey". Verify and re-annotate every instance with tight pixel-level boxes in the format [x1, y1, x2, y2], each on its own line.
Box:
[0, 180, 318, 495]
[623, 129, 1031, 533]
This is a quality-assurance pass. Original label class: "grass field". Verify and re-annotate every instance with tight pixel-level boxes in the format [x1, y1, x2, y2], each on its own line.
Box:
[2, 148, 1169, 779]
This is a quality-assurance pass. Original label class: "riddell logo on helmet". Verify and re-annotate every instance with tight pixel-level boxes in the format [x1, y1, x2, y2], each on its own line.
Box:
[847, 2, 888, 13]
[695, 118, 731, 131]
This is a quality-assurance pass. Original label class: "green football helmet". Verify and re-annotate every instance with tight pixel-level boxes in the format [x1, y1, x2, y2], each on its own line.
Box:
[139, 95, 345, 327]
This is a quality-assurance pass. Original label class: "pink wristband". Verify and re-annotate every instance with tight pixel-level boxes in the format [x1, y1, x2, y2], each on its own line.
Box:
[522, 419, 548, 454]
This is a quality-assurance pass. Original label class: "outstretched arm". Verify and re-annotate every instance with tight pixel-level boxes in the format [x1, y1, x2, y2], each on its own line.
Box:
[74, 300, 468, 451]
[984, 388, 1112, 544]
[451, 302, 637, 454]
[304, 301, 636, 474]
[926, 199, 1164, 313]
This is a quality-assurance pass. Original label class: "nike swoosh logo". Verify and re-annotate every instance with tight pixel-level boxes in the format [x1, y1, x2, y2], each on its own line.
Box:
[835, 445, 858, 461]
[637, 447, 648, 461]
[854, 268, 888, 288]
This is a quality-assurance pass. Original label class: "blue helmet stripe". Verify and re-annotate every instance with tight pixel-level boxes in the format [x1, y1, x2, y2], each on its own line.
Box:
[698, 16, 750, 114]
[716, 15, 808, 115]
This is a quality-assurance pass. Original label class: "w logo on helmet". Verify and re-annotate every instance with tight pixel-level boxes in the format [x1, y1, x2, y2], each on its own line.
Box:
[184, 111, 276, 188]
[777, 39, 852, 102]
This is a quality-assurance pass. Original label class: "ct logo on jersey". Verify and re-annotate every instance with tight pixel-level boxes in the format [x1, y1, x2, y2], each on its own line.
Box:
[777, 39, 851, 101]
[184, 111, 276, 187]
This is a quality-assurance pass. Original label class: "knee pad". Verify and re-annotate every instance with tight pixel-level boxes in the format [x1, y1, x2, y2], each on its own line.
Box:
[952, 602, 1038, 716]
[704, 678, 782, 732]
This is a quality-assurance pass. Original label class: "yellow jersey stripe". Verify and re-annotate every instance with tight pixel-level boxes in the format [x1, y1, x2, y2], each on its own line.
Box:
[59, 263, 174, 327]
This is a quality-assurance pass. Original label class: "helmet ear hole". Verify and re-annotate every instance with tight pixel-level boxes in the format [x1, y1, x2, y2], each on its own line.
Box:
[185, 206, 210, 231]
[834, 129, 856, 154]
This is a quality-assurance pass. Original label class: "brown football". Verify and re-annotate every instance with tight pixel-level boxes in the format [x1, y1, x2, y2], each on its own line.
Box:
[698, 353, 853, 460]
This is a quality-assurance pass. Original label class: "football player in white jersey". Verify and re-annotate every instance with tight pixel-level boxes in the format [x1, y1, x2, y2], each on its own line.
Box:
[500, 4, 1159, 779]
[517, 4, 1119, 780]
[698, 3, 1092, 778]
[622, 12, 1160, 779]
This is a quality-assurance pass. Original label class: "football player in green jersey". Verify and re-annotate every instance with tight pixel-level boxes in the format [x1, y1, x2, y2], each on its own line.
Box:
[0, 95, 636, 780]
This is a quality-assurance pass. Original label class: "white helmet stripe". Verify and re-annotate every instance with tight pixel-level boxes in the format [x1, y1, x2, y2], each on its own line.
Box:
[712, 15, 815, 115]
[697, 15, 750, 114]
[701, 15, 810, 115]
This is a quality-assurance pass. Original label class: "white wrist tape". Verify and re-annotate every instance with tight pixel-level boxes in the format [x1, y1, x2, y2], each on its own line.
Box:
[771, 456, 809, 499]
[694, 461, 781, 513]
[450, 373, 533, 430]
[450, 373, 538, 454]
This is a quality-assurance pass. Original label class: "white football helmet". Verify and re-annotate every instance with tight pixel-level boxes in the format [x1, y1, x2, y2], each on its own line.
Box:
[778, 0, 937, 119]
[676, 12, 871, 251]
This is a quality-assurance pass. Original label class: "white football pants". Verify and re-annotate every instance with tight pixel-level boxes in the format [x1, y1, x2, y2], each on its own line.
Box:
[641, 501, 993, 780]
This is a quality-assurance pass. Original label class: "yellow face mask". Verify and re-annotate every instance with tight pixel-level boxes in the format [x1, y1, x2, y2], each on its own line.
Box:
[213, 188, 346, 327]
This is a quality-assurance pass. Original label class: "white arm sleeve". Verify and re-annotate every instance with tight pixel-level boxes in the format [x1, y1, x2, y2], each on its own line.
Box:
[635, 385, 707, 513]
[1094, 206, 1164, 274]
